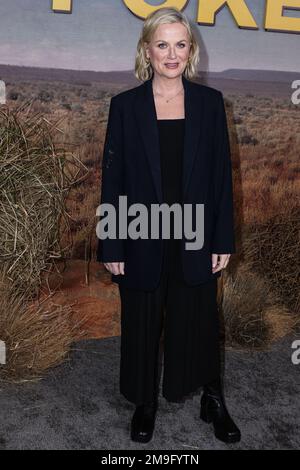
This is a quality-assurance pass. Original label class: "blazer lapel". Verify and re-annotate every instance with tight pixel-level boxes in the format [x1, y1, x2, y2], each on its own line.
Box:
[134, 74, 204, 204]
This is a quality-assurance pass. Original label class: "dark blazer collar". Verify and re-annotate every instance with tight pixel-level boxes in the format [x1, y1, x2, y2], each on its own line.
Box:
[134, 74, 204, 203]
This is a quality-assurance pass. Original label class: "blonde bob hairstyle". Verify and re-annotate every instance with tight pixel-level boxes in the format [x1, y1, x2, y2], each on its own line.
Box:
[134, 6, 200, 82]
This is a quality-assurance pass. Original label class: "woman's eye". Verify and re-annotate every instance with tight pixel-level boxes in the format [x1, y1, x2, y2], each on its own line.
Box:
[158, 43, 186, 49]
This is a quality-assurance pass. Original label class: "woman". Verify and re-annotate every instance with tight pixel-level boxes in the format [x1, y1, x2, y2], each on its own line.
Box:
[97, 7, 241, 444]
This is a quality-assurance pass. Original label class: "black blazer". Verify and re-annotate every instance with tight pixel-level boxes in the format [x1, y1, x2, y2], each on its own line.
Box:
[96, 74, 236, 290]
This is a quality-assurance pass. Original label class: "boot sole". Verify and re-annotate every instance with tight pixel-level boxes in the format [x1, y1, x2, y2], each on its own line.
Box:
[130, 430, 154, 443]
[200, 406, 241, 443]
[214, 431, 241, 443]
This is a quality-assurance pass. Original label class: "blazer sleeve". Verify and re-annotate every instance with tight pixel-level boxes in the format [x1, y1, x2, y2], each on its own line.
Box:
[96, 96, 125, 263]
[211, 91, 236, 254]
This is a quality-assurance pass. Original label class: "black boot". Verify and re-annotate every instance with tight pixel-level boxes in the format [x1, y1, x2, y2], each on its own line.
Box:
[200, 377, 241, 443]
[130, 358, 161, 443]
[130, 398, 158, 443]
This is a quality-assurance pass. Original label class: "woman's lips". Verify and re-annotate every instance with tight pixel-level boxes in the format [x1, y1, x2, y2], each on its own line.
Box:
[165, 63, 179, 68]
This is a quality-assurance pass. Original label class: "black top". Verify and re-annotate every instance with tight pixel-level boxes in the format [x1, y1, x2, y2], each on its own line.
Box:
[157, 118, 185, 205]
[157, 118, 185, 240]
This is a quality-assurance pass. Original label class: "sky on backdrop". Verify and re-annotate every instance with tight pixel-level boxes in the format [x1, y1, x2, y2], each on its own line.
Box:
[0, 0, 299, 72]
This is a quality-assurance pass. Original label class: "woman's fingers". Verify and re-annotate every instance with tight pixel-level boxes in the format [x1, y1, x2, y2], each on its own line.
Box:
[119, 262, 125, 275]
[212, 253, 219, 270]
[104, 262, 125, 275]
[104, 255, 231, 276]
[104, 262, 117, 274]
[211, 254, 230, 273]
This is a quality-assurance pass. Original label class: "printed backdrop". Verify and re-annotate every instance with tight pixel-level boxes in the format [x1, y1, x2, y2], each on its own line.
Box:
[0, 1, 299, 339]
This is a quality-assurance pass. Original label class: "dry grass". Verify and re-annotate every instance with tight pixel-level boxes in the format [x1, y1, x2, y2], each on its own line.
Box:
[0, 274, 86, 384]
[0, 102, 88, 299]
[222, 204, 300, 349]
[221, 264, 297, 350]
[240, 207, 300, 319]
[0, 102, 90, 381]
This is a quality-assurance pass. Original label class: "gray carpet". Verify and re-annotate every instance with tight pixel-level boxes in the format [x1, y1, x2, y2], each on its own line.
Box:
[0, 333, 299, 450]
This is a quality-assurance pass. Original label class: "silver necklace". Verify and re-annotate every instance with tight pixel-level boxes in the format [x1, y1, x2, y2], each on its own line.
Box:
[153, 85, 184, 103]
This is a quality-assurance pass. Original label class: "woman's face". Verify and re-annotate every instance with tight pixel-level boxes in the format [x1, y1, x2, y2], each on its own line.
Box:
[145, 22, 191, 79]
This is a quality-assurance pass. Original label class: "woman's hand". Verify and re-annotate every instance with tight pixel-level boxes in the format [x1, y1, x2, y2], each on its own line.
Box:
[211, 253, 230, 273]
[104, 262, 125, 275]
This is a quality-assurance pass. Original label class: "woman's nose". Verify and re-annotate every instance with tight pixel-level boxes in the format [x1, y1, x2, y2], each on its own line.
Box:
[167, 47, 177, 59]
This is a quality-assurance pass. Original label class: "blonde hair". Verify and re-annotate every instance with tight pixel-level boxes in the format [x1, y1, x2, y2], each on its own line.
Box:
[134, 6, 200, 82]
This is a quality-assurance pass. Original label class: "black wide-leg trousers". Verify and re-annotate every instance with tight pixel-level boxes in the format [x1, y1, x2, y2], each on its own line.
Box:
[118, 238, 221, 406]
